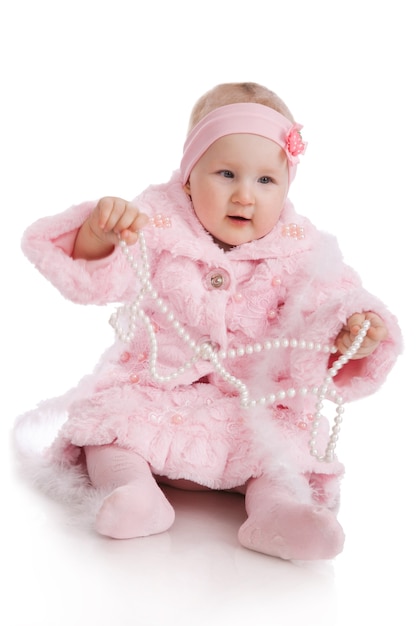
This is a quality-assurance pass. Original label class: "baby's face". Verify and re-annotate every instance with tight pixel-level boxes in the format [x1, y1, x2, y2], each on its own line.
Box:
[185, 133, 288, 250]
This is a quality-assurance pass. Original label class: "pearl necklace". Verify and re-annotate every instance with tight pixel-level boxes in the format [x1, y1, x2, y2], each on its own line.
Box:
[110, 232, 370, 463]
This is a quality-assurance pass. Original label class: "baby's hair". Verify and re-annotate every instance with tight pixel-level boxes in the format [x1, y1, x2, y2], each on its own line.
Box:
[187, 82, 295, 134]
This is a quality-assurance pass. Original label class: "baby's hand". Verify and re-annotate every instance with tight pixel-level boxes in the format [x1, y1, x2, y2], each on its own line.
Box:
[89, 196, 148, 247]
[72, 197, 149, 260]
[335, 312, 388, 359]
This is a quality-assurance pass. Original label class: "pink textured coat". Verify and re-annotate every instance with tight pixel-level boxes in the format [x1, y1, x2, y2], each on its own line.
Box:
[19, 172, 402, 504]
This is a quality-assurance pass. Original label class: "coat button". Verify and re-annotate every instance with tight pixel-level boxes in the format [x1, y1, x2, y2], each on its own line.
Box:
[211, 273, 224, 288]
[204, 268, 230, 290]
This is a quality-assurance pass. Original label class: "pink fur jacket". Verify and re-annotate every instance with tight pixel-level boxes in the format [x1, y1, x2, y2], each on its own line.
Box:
[17, 172, 402, 505]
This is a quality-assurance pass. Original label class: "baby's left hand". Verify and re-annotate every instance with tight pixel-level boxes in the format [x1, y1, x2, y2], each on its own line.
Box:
[335, 312, 388, 360]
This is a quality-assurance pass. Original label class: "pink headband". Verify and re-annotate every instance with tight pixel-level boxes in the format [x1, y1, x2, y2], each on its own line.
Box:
[180, 102, 306, 186]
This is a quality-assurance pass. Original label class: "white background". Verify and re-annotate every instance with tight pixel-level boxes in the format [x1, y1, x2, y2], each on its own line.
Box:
[1, 1, 415, 624]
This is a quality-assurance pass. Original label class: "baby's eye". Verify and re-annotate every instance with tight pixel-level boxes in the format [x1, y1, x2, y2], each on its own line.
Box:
[219, 170, 234, 178]
[258, 176, 273, 184]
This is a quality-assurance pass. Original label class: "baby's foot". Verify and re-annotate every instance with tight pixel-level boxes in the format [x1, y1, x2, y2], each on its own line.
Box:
[238, 500, 345, 560]
[95, 481, 175, 539]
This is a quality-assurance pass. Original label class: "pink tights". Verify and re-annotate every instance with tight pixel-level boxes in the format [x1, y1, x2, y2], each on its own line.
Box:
[85, 444, 175, 539]
[85, 444, 343, 558]
[238, 474, 345, 560]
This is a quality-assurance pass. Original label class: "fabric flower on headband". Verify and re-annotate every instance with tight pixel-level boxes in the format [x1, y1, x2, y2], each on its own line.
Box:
[286, 124, 307, 162]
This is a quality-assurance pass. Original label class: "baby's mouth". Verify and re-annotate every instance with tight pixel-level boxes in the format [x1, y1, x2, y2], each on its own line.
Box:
[229, 215, 250, 221]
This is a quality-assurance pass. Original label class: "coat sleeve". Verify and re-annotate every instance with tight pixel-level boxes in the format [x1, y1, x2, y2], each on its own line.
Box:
[285, 230, 403, 402]
[315, 284, 402, 402]
[21, 201, 137, 305]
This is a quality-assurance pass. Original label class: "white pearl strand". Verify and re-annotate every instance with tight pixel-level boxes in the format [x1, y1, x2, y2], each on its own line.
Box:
[110, 232, 370, 463]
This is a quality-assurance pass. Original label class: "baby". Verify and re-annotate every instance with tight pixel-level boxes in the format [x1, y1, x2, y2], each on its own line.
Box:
[18, 82, 402, 560]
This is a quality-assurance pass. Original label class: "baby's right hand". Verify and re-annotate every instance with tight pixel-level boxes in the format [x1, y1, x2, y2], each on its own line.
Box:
[89, 196, 149, 247]
[72, 197, 148, 260]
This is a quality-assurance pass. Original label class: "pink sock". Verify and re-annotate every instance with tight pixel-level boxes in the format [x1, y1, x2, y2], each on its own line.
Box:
[85, 445, 175, 539]
[238, 475, 345, 560]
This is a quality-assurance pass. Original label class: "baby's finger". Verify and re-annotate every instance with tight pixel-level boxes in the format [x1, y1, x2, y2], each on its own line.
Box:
[118, 228, 139, 245]
[95, 198, 125, 233]
[132, 212, 149, 231]
[112, 205, 144, 235]
[366, 319, 388, 342]
[347, 312, 366, 336]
